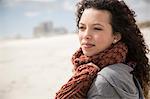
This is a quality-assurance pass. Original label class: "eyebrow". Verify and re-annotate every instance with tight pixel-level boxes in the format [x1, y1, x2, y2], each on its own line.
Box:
[79, 23, 104, 27]
[92, 23, 104, 27]
[79, 23, 84, 25]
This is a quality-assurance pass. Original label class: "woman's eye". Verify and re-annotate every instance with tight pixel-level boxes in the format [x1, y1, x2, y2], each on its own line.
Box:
[94, 27, 102, 30]
[79, 26, 85, 30]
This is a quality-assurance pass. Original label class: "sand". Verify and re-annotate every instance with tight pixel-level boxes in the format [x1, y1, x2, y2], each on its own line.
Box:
[0, 28, 149, 99]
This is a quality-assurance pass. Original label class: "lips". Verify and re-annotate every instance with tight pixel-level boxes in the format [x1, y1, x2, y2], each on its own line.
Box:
[82, 43, 95, 48]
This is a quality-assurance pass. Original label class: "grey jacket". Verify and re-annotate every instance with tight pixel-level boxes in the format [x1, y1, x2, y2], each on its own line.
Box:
[87, 63, 144, 99]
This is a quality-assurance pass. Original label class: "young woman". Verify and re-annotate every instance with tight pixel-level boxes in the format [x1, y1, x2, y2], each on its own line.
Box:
[55, 0, 150, 99]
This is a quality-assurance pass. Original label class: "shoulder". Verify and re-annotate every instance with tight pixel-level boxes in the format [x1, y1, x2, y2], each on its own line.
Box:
[99, 63, 133, 74]
[87, 63, 139, 99]
[98, 63, 134, 82]
[87, 68, 121, 99]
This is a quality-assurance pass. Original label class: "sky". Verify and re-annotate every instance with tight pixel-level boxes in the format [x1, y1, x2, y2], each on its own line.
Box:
[0, 0, 77, 38]
[0, 0, 150, 38]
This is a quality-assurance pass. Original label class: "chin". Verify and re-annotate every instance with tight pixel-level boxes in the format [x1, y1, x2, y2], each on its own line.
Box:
[83, 51, 95, 56]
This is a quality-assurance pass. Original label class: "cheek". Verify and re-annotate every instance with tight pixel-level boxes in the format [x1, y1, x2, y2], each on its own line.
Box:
[94, 34, 105, 42]
[95, 34, 114, 44]
[78, 33, 83, 43]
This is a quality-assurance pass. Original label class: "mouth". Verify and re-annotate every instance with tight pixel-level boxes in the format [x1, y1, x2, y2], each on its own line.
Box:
[81, 43, 95, 49]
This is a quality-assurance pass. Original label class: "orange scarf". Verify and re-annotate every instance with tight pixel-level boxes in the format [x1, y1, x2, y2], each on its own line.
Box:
[55, 42, 128, 99]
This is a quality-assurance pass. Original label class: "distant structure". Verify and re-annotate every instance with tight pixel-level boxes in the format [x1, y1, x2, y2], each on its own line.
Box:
[138, 21, 150, 28]
[33, 21, 68, 37]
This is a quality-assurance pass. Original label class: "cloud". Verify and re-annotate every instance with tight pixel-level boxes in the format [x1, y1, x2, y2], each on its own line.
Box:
[24, 11, 40, 17]
[62, 0, 74, 11]
[30, 0, 56, 2]
[143, 0, 150, 3]
[124, 0, 150, 21]
[0, 0, 76, 13]
[1, 0, 56, 3]
[0, 0, 57, 7]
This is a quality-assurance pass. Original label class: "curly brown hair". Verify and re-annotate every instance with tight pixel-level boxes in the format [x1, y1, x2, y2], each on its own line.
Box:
[76, 0, 150, 98]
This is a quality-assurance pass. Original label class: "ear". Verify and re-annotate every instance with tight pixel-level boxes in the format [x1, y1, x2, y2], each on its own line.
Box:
[113, 33, 121, 44]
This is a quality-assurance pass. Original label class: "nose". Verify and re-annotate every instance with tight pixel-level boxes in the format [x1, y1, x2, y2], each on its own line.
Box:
[83, 29, 92, 40]
[85, 35, 91, 40]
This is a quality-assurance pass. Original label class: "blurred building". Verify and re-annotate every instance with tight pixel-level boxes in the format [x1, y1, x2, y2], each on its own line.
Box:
[33, 21, 68, 37]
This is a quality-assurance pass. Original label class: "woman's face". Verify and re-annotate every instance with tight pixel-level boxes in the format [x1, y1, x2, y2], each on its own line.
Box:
[78, 8, 116, 56]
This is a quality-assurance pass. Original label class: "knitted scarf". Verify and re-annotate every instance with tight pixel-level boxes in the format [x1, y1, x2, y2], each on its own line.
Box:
[55, 42, 128, 99]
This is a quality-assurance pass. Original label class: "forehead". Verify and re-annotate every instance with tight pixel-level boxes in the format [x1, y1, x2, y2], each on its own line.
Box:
[80, 8, 112, 24]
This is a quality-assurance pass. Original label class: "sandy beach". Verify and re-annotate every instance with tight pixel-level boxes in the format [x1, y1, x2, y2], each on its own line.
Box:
[0, 28, 149, 99]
